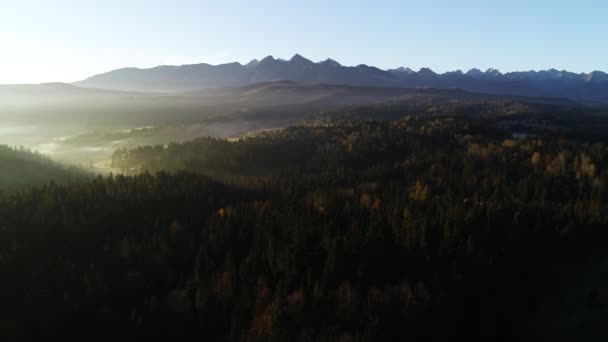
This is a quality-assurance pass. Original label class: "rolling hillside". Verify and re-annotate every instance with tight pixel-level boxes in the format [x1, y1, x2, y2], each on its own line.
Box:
[0, 145, 87, 188]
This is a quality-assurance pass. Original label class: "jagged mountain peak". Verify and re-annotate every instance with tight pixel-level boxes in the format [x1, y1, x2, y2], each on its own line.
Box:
[260, 55, 276, 63]
[418, 68, 437, 75]
[391, 67, 415, 74]
[320, 58, 342, 67]
[290, 53, 313, 64]
[246, 59, 260, 68]
[466, 68, 483, 77]
[485, 68, 502, 76]
[586, 71, 608, 82]
[74, 55, 608, 102]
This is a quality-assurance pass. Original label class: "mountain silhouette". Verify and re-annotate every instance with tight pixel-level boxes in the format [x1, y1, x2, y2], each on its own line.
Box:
[75, 54, 608, 103]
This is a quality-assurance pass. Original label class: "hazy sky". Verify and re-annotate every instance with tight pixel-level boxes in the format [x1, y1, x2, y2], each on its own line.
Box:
[1, 0, 607, 83]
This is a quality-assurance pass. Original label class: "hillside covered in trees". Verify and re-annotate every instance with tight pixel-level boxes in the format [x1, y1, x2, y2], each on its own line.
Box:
[0, 115, 606, 340]
[0, 145, 87, 188]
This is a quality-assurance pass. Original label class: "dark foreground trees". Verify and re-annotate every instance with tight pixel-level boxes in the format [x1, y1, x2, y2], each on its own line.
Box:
[1, 116, 607, 341]
[0, 145, 86, 188]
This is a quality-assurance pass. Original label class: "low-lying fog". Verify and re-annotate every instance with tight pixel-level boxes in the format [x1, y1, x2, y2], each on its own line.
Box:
[1, 81, 439, 171]
[0, 122, 260, 172]
[0, 83, 316, 171]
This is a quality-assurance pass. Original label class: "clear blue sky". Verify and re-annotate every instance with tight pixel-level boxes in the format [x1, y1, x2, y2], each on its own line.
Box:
[1, 0, 606, 83]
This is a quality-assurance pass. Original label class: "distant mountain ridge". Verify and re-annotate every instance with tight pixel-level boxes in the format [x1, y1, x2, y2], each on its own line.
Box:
[75, 54, 608, 103]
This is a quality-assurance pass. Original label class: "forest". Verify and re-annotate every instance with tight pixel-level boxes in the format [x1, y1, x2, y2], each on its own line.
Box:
[0, 114, 606, 340]
[0, 145, 87, 188]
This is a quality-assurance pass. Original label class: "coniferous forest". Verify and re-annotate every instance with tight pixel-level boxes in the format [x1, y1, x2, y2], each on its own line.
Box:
[0, 145, 87, 188]
[1, 114, 607, 341]
[4, 2, 608, 340]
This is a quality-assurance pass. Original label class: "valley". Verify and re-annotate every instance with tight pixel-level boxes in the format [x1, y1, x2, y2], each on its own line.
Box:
[3, 81, 603, 172]
[1, 57, 608, 342]
[3, 1, 608, 340]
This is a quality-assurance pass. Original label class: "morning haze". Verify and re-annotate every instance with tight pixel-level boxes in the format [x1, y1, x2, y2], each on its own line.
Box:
[1, 1, 608, 341]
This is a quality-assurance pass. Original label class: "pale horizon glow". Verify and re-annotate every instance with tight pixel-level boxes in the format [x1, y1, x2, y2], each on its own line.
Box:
[1, 0, 607, 84]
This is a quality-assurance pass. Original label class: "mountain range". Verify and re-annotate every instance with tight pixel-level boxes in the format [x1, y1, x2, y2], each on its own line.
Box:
[75, 54, 608, 103]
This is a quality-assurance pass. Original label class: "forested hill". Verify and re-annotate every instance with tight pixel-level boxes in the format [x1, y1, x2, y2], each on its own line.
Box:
[1, 116, 607, 340]
[111, 115, 608, 181]
[0, 145, 86, 188]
